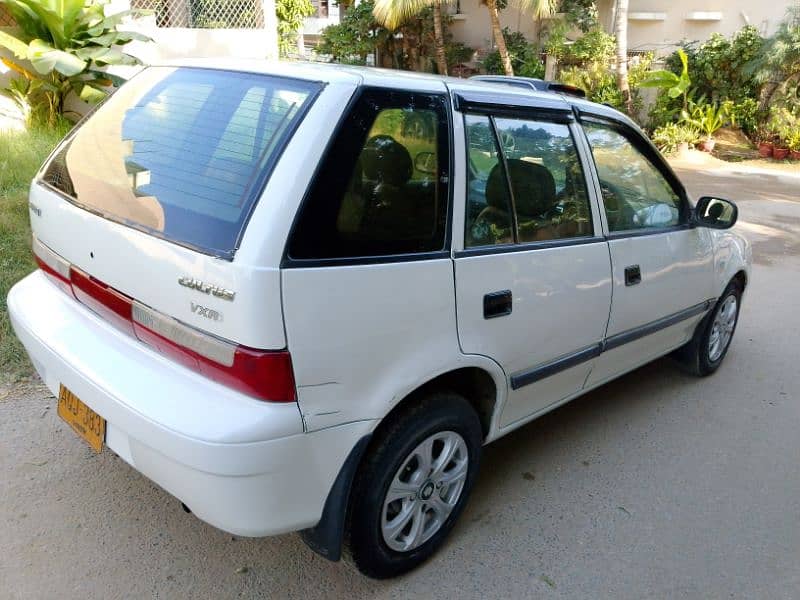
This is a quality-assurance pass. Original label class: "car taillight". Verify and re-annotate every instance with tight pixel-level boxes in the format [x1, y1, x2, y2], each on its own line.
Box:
[70, 266, 135, 336]
[31, 237, 296, 402]
[33, 237, 73, 297]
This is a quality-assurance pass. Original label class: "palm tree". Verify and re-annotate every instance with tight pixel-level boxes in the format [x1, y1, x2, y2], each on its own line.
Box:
[484, 0, 558, 76]
[374, 0, 450, 75]
[613, 0, 632, 113]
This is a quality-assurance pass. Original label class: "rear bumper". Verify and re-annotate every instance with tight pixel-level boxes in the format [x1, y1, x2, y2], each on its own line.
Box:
[8, 271, 374, 536]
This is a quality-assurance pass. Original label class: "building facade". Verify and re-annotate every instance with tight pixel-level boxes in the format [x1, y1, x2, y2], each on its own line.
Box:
[401, 0, 798, 57]
[596, 0, 796, 52]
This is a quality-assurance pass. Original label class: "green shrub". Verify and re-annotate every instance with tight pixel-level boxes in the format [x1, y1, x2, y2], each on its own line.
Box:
[678, 27, 764, 105]
[446, 42, 474, 69]
[566, 27, 615, 62]
[651, 123, 700, 154]
[729, 98, 760, 136]
[318, 0, 387, 65]
[558, 50, 651, 117]
[481, 28, 544, 78]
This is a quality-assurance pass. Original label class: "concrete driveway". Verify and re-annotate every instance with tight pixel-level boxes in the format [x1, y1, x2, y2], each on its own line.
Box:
[1, 164, 799, 599]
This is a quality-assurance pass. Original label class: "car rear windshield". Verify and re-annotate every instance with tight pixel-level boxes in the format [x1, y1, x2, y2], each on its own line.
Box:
[41, 67, 321, 259]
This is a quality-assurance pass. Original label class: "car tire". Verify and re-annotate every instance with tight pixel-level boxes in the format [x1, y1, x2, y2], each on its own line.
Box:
[674, 281, 742, 376]
[343, 392, 483, 579]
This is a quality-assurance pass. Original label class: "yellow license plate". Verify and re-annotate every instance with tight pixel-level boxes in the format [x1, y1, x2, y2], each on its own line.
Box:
[57, 385, 105, 453]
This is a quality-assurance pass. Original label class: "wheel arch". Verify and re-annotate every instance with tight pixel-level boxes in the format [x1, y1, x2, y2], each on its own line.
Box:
[378, 365, 503, 441]
[299, 360, 507, 562]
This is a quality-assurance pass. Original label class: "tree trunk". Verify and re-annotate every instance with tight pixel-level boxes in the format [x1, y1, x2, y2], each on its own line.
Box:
[486, 0, 512, 75]
[432, 3, 448, 76]
[614, 0, 632, 114]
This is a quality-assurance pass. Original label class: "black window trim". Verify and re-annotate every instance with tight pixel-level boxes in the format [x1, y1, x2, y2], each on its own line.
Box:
[452, 90, 573, 123]
[577, 113, 694, 238]
[459, 107, 599, 257]
[281, 85, 454, 268]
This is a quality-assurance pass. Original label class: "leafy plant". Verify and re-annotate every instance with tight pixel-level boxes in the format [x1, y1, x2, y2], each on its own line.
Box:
[0, 0, 148, 125]
[481, 27, 543, 78]
[651, 122, 700, 154]
[681, 101, 730, 140]
[566, 27, 615, 62]
[746, 7, 800, 94]
[786, 129, 800, 153]
[559, 0, 597, 33]
[679, 27, 764, 105]
[640, 48, 691, 110]
[318, 0, 388, 64]
[445, 41, 473, 69]
[765, 107, 799, 146]
[728, 97, 760, 136]
[276, 0, 314, 57]
[557, 50, 651, 116]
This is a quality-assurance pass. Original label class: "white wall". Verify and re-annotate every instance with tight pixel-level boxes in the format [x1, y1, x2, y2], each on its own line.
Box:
[448, 0, 796, 55]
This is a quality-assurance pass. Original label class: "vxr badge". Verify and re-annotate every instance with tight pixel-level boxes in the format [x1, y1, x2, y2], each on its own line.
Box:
[191, 302, 222, 322]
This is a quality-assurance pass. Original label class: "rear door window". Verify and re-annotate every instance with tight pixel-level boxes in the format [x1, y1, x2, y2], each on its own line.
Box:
[287, 88, 450, 261]
[464, 114, 593, 248]
[41, 67, 321, 258]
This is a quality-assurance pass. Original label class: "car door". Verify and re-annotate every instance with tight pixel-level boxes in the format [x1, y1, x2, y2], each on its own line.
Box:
[281, 87, 460, 432]
[452, 99, 612, 430]
[578, 116, 717, 388]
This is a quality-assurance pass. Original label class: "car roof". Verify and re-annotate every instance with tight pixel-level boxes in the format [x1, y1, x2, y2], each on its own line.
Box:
[155, 59, 631, 124]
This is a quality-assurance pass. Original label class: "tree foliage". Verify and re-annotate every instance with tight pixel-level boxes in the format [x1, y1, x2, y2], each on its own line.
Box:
[317, 0, 387, 64]
[276, 0, 315, 56]
[481, 27, 544, 77]
[671, 26, 763, 104]
[559, 0, 597, 33]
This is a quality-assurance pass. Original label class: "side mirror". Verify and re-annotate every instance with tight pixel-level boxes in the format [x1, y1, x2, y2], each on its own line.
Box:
[694, 196, 738, 229]
[414, 151, 437, 175]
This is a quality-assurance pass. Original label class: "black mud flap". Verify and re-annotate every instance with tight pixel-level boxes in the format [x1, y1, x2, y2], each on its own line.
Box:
[299, 435, 371, 561]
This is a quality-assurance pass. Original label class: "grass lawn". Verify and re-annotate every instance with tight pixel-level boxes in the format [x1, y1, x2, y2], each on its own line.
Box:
[0, 124, 71, 382]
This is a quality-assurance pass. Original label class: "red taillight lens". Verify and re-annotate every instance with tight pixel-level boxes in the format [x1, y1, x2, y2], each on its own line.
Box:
[31, 237, 296, 403]
[70, 267, 134, 336]
[223, 347, 296, 403]
[131, 304, 296, 402]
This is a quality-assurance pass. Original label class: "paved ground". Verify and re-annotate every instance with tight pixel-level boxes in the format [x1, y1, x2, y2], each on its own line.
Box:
[1, 163, 799, 599]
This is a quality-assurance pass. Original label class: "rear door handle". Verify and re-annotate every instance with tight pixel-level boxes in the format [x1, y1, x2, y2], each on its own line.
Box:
[624, 265, 641, 286]
[484, 290, 512, 319]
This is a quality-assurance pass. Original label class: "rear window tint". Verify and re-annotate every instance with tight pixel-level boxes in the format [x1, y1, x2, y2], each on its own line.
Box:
[41, 67, 321, 258]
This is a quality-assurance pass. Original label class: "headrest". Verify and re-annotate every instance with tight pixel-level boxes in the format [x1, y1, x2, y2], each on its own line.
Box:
[360, 135, 413, 186]
[486, 159, 557, 216]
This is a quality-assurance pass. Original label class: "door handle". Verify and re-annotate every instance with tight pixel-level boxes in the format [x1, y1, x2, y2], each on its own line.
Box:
[484, 290, 512, 319]
[624, 265, 641, 286]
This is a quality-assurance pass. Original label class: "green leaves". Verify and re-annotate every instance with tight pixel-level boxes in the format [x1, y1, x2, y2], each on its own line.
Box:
[640, 49, 691, 101]
[0, 30, 30, 58]
[681, 100, 730, 139]
[0, 0, 148, 124]
[28, 38, 86, 75]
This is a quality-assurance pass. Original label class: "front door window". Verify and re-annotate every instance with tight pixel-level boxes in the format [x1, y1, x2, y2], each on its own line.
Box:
[583, 123, 683, 232]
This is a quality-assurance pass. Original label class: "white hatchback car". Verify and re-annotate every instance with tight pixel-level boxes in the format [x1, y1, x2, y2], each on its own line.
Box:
[9, 61, 751, 578]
